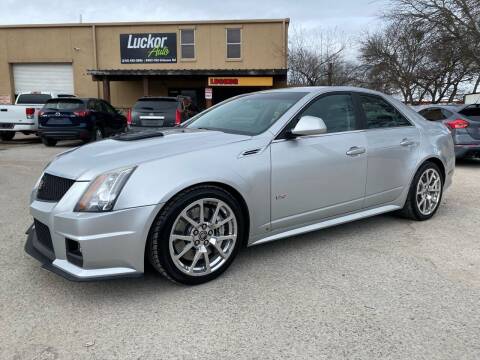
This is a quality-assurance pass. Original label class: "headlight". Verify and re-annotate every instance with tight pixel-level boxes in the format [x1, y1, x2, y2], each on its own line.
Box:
[75, 166, 136, 212]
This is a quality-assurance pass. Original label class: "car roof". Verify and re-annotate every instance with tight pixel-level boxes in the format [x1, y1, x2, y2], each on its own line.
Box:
[264, 86, 393, 97]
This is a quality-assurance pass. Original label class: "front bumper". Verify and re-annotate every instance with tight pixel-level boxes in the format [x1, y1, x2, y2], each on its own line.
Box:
[26, 186, 162, 281]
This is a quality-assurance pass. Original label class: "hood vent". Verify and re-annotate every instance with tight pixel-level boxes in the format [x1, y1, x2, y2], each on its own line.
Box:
[240, 148, 262, 157]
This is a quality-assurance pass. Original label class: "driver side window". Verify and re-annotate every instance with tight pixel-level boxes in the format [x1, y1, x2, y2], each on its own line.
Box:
[301, 94, 357, 134]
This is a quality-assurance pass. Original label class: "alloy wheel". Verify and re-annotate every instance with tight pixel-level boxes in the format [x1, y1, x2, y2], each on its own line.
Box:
[169, 198, 238, 276]
[416, 168, 442, 216]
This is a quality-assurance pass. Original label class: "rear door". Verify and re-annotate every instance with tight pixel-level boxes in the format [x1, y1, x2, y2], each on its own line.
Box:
[132, 98, 178, 127]
[357, 93, 420, 208]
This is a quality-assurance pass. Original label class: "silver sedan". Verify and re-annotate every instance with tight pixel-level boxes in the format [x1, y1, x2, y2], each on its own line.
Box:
[25, 87, 455, 284]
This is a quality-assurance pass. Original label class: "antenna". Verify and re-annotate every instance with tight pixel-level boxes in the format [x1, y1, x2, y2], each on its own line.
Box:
[79, 14, 83, 23]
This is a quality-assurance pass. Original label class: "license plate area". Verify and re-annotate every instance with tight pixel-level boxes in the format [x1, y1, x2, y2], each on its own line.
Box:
[140, 119, 164, 127]
[47, 118, 72, 125]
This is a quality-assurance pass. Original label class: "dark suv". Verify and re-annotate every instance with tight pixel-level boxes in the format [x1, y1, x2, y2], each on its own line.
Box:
[38, 98, 127, 146]
[129, 96, 198, 129]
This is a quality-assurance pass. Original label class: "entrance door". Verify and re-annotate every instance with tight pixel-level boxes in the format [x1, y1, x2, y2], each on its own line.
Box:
[270, 93, 368, 230]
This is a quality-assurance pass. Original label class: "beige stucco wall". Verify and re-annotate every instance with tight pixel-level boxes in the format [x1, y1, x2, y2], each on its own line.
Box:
[0, 20, 288, 106]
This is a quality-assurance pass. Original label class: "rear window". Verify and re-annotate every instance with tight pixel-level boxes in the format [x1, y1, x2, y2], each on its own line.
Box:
[459, 105, 480, 121]
[43, 99, 85, 110]
[16, 94, 52, 104]
[134, 99, 178, 111]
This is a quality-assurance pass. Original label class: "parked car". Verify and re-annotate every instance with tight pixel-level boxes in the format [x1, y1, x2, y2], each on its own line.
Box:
[38, 98, 128, 146]
[0, 91, 75, 141]
[129, 96, 198, 129]
[25, 87, 454, 285]
[417, 104, 480, 159]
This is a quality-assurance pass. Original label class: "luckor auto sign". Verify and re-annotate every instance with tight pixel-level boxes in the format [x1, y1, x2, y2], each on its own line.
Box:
[120, 33, 177, 64]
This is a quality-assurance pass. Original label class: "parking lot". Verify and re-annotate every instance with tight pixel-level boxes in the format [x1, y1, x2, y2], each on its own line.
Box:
[1, 134, 479, 360]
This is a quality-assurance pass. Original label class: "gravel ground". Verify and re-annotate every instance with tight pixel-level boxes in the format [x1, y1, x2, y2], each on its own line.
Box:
[0, 134, 479, 360]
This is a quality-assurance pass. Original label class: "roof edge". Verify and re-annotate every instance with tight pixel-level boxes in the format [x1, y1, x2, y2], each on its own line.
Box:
[0, 18, 290, 29]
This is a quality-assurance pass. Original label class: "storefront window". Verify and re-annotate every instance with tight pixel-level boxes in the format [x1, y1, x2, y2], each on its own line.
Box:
[226, 28, 241, 59]
[181, 29, 195, 59]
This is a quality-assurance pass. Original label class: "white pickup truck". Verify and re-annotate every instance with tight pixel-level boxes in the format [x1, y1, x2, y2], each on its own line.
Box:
[0, 92, 74, 141]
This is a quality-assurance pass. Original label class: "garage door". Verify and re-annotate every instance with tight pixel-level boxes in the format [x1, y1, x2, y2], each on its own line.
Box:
[13, 63, 74, 95]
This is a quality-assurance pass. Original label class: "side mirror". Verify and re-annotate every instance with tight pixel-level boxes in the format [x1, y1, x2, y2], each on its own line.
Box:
[290, 115, 327, 137]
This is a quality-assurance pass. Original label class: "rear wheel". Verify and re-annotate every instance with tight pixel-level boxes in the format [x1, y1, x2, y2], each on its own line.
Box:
[398, 162, 443, 221]
[0, 131, 15, 141]
[147, 185, 245, 285]
[41, 137, 57, 147]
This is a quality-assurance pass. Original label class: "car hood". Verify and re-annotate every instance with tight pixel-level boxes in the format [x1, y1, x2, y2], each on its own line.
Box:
[45, 128, 251, 181]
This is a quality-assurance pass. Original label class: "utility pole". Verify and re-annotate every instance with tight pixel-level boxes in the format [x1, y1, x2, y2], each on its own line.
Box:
[327, 62, 334, 86]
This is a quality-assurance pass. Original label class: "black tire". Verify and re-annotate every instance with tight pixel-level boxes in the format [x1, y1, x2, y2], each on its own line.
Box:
[41, 137, 57, 147]
[147, 185, 246, 285]
[397, 161, 444, 221]
[0, 131, 15, 141]
[83, 126, 104, 144]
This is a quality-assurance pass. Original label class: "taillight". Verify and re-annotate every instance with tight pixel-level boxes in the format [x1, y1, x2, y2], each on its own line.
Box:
[126, 108, 132, 125]
[73, 110, 90, 117]
[26, 108, 35, 119]
[175, 108, 181, 126]
[446, 119, 469, 130]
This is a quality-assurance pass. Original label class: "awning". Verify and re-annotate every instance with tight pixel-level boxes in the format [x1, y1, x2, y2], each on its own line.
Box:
[87, 68, 287, 80]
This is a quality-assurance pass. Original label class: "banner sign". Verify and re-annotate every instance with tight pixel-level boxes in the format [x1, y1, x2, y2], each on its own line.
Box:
[120, 33, 177, 64]
[208, 77, 273, 87]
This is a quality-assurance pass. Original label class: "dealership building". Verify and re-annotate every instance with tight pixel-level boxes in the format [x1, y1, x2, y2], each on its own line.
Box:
[0, 19, 288, 109]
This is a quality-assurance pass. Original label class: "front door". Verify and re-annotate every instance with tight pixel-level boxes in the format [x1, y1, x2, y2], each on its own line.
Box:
[270, 93, 368, 231]
[356, 93, 420, 208]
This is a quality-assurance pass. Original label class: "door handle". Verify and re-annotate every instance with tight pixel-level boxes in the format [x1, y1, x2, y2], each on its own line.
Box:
[400, 138, 415, 146]
[346, 146, 366, 156]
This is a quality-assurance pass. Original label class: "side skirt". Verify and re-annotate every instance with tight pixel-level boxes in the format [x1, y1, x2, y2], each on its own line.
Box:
[249, 205, 401, 247]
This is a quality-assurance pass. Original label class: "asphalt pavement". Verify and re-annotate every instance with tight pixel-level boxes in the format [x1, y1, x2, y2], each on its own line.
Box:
[0, 134, 479, 359]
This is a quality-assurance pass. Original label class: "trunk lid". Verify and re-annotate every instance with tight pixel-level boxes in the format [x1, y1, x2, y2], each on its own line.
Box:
[131, 98, 178, 127]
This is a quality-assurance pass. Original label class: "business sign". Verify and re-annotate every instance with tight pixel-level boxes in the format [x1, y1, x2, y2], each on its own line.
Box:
[120, 33, 177, 64]
[205, 88, 213, 100]
[208, 77, 273, 87]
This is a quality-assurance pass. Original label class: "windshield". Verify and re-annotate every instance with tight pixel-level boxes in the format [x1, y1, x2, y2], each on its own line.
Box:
[43, 99, 85, 111]
[16, 94, 52, 104]
[186, 92, 307, 135]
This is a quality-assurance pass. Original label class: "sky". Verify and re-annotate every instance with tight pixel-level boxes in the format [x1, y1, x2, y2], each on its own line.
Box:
[0, 0, 387, 58]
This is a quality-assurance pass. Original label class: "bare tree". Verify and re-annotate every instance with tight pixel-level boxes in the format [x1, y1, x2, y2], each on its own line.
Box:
[390, 0, 480, 93]
[288, 27, 348, 86]
[359, 20, 430, 103]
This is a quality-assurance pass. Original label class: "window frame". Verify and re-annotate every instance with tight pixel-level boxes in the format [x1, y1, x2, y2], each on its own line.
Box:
[353, 92, 414, 130]
[226, 27, 242, 60]
[180, 28, 196, 61]
[275, 91, 364, 140]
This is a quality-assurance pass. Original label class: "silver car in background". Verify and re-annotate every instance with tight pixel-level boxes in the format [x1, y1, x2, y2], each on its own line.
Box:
[418, 104, 480, 159]
[25, 87, 455, 285]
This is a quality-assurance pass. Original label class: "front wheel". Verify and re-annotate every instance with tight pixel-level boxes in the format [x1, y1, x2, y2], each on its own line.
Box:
[0, 131, 15, 141]
[147, 185, 245, 285]
[398, 162, 443, 221]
